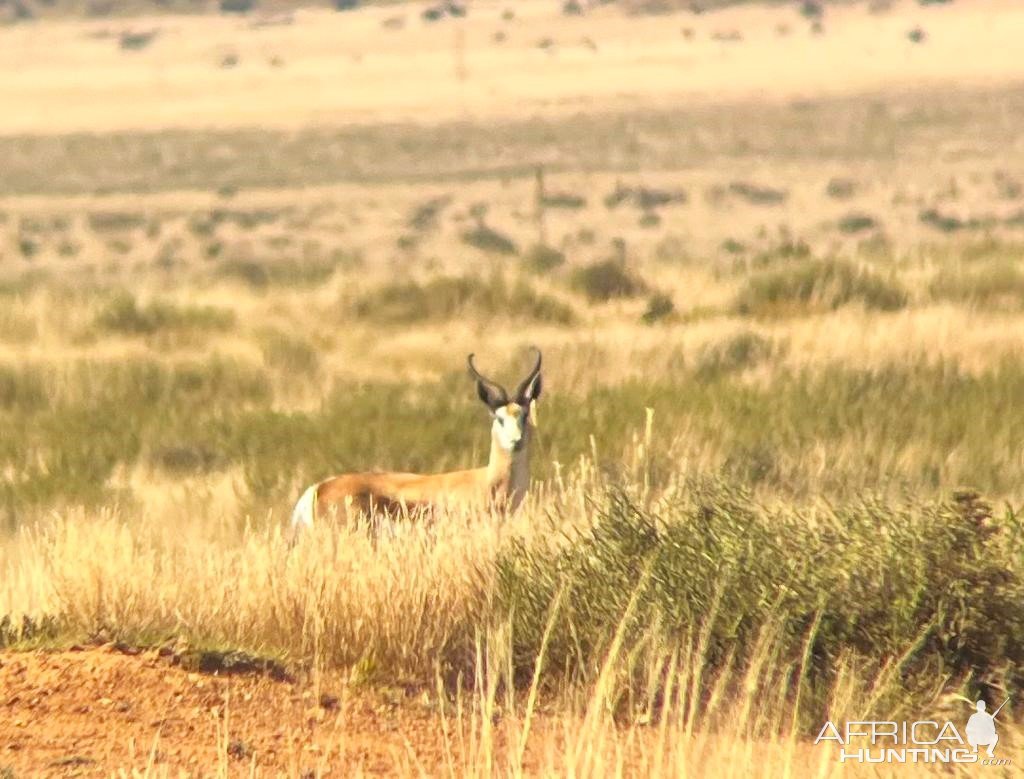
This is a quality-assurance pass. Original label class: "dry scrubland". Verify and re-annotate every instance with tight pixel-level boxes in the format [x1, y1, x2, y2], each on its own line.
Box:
[2, 0, 1024, 775]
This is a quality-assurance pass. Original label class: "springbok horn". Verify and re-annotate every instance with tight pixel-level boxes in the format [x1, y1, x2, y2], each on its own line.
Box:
[467, 353, 509, 406]
[514, 347, 542, 401]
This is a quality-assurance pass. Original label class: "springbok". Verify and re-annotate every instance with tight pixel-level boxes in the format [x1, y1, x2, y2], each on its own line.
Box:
[288, 348, 542, 540]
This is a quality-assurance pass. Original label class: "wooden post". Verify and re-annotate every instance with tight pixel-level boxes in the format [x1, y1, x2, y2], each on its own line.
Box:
[535, 165, 547, 248]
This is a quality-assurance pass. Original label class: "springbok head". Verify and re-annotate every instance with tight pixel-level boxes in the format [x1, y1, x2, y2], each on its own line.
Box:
[467, 347, 543, 453]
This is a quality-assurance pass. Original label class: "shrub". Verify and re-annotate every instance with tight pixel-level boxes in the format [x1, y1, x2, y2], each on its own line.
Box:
[95, 293, 235, 336]
[258, 329, 321, 376]
[523, 244, 566, 274]
[638, 211, 661, 228]
[18, 238, 38, 259]
[216, 258, 337, 289]
[570, 259, 649, 303]
[735, 259, 907, 317]
[929, 261, 1024, 309]
[408, 195, 451, 232]
[837, 212, 878, 234]
[604, 183, 687, 210]
[220, 0, 256, 13]
[497, 487, 1024, 728]
[826, 177, 857, 199]
[696, 331, 776, 378]
[352, 274, 574, 325]
[728, 181, 788, 205]
[541, 192, 587, 209]
[461, 224, 518, 255]
[747, 238, 812, 270]
[88, 211, 147, 232]
[149, 444, 222, 475]
[799, 0, 823, 19]
[641, 293, 675, 324]
[919, 208, 977, 232]
[652, 234, 692, 264]
[119, 31, 157, 51]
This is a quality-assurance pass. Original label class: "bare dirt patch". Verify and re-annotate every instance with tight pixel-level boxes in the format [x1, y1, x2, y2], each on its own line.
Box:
[0, 647, 457, 776]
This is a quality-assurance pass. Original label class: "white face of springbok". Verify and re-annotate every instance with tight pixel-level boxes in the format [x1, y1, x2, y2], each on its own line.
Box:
[493, 403, 527, 452]
[468, 348, 543, 455]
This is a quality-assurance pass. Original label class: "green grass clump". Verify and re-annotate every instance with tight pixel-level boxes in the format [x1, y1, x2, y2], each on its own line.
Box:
[95, 293, 235, 336]
[149, 443, 223, 475]
[640, 292, 675, 324]
[461, 224, 519, 255]
[88, 211, 147, 232]
[919, 208, 983, 233]
[734, 258, 907, 317]
[257, 328, 321, 376]
[695, 330, 777, 378]
[826, 177, 857, 199]
[541, 192, 587, 209]
[523, 243, 566, 274]
[352, 274, 574, 325]
[728, 181, 787, 205]
[929, 260, 1024, 309]
[837, 211, 879, 234]
[570, 259, 648, 303]
[497, 486, 1024, 731]
[408, 195, 452, 232]
[215, 257, 337, 289]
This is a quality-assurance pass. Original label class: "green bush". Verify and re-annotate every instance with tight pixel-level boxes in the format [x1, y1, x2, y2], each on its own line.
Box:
[728, 181, 787, 205]
[570, 259, 648, 303]
[826, 177, 857, 199]
[695, 331, 776, 378]
[497, 486, 1024, 730]
[95, 293, 235, 336]
[216, 258, 337, 289]
[837, 211, 878, 234]
[541, 192, 587, 209]
[641, 293, 675, 324]
[930, 261, 1024, 309]
[735, 259, 907, 317]
[461, 224, 518, 255]
[352, 274, 574, 325]
[524, 244, 566, 274]
[258, 329, 321, 376]
[220, 0, 256, 13]
[88, 211, 147, 232]
[408, 195, 451, 232]
[604, 183, 687, 210]
[919, 208, 983, 233]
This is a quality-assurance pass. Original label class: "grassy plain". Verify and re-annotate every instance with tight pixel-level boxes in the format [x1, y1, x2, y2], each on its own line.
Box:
[2, 0, 1024, 775]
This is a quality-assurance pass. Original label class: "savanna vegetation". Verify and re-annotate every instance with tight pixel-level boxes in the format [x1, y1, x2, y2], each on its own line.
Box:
[1, 0, 1023, 775]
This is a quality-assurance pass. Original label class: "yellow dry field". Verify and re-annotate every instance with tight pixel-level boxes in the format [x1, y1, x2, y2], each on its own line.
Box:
[0, 0, 1022, 133]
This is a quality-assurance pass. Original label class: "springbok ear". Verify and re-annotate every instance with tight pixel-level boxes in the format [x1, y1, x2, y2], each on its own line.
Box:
[517, 373, 542, 405]
[468, 353, 509, 410]
[514, 347, 543, 406]
[476, 380, 507, 411]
